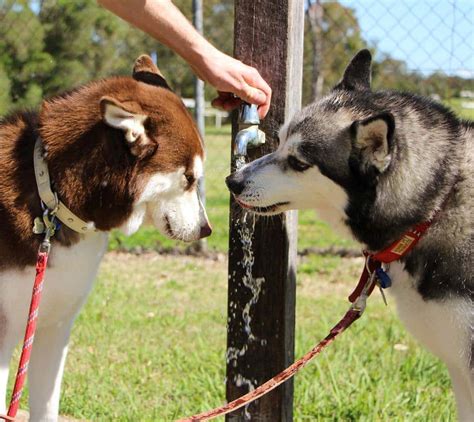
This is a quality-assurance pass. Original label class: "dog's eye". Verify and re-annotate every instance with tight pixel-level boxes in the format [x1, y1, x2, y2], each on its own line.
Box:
[288, 156, 310, 172]
[185, 174, 195, 186]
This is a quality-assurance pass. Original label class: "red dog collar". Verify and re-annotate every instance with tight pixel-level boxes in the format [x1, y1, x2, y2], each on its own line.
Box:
[349, 219, 435, 303]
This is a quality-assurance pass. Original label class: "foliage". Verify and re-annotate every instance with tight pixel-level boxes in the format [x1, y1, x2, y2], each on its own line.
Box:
[304, 1, 366, 102]
[0, 0, 472, 115]
[372, 55, 473, 99]
[0, 0, 53, 109]
[303, 1, 474, 104]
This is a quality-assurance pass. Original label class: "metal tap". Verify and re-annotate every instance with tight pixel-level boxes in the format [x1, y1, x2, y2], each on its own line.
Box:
[234, 103, 265, 158]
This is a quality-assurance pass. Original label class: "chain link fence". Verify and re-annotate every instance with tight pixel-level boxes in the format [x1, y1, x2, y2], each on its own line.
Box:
[0, 0, 472, 254]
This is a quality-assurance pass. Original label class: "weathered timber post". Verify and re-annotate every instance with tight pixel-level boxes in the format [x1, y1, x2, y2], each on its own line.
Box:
[226, 1, 304, 420]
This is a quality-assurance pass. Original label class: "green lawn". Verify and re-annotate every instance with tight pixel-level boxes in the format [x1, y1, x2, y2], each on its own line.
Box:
[445, 97, 474, 120]
[9, 102, 468, 420]
[8, 253, 455, 420]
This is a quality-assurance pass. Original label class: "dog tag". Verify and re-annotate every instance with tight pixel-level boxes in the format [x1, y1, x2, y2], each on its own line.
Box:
[33, 217, 45, 234]
[375, 267, 391, 288]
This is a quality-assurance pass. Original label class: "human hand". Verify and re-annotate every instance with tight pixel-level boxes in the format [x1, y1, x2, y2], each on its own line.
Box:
[192, 49, 272, 119]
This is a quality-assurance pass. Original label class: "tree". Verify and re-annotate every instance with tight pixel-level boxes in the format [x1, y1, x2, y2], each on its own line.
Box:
[0, 63, 11, 114]
[39, 0, 158, 95]
[0, 0, 467, 117]
[306, 0, 324, 99]
[303, 1, 365, 104]
[0, 0, 54, 110]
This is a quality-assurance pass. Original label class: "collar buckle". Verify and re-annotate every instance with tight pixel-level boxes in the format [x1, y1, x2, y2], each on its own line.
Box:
[33, 137, 98, 235]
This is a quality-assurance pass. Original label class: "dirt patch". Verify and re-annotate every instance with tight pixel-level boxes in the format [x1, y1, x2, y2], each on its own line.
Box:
[16, 410, 84, 422]
[106, 250, 227, 264]
[111, 244, 360, 260]
[298, 257, 365, 297]
[102, 251, 365, 299]
[103, 251, 227, 288]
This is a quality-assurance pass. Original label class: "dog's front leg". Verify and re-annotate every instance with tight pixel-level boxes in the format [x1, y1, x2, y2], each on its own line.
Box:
[0, 336, 17, 415]
[447, 364, 474, 422]
[28, 321, 74, 422]
[0, 365, 7, 416]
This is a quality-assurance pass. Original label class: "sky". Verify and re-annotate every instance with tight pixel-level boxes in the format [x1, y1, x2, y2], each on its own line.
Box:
[337, 0, 473, 77]
[27, 0, 473, 78]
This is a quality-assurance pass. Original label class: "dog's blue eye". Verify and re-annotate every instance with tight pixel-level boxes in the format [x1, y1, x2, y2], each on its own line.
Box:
[288, 156, 310, 172]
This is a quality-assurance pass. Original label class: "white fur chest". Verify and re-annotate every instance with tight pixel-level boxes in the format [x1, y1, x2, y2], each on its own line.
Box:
[0, 232, 108, 337]
[387, 261, 471, 368]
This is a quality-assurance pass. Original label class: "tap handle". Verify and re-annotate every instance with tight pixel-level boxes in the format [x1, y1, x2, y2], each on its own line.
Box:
[239, 103, 260, 125]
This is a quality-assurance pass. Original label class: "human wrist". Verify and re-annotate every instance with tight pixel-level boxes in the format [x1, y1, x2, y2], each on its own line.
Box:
[184, 39, 223, 81]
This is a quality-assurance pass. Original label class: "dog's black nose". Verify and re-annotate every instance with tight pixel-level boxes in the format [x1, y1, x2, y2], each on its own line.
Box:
[225, 174, 245, 195]
[199, 222, 212, 239]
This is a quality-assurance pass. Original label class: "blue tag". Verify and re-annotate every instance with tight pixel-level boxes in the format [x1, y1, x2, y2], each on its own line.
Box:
[375, 267, 391, 288]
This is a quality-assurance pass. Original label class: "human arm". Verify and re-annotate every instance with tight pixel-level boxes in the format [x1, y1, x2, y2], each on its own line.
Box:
[98, 0, 271, 118]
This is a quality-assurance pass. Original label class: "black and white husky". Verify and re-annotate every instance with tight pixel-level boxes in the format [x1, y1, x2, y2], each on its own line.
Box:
[226, 50, 473, 420]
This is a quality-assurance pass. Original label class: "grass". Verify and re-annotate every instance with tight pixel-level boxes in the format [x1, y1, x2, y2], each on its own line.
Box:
[8, 100, 468, 420]
[445, 98, 474, 120]
[8, 253, 454, 420]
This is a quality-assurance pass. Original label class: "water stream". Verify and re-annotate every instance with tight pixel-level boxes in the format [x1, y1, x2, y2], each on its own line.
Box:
[225, 157, 265, 419]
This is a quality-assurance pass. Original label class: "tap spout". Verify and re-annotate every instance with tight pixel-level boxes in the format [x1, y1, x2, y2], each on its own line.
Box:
[234, 126, 266, 157]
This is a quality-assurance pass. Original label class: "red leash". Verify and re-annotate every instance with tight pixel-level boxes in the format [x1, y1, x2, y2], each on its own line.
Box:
[6, 248, 49, 419]
[178, 218, 436, 421]
[177, 308, 366, 421]
[177, 267, 374, 422]
[0, 213, 56, 422]
[0, 214, 435, 421]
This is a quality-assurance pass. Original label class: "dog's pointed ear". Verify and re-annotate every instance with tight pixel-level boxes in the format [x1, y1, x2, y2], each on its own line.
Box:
[350, 112, 395, 177]
[334, 49, 372, 91]
[132, 54, 171, 90]
[100, 96, 156, 158]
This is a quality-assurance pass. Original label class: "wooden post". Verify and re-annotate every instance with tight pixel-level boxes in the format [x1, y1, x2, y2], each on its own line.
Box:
[226, 1, 304, 420]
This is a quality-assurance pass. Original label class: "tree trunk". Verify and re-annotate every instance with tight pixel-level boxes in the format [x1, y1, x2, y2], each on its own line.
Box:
[307, 0, 324, 100]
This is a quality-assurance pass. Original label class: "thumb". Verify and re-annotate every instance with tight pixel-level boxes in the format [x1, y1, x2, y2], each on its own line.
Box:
[237, 83, 266, 106]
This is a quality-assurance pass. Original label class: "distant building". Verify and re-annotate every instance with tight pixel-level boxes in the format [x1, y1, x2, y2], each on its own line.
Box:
[460, 90, 474, 98]
[182, 98, 229, 128]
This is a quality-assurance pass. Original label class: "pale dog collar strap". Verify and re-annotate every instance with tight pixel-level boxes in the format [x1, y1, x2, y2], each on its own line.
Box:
[33, 137, 97, 234]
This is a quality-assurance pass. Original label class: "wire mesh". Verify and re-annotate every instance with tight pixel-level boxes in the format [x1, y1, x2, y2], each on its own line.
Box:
[0, 0, 472, 253]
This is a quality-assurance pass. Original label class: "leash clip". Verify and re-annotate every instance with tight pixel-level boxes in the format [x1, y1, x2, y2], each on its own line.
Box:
[33, 192, 60, 240]
[351, 263, 376, 314]
[351, 292, 368, 313]
[38, 207, 59, 253]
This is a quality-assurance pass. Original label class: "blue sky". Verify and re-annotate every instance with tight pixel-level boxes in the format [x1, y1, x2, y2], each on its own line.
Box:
[337, 0, 473, 77]
[28, 0, 472, 77]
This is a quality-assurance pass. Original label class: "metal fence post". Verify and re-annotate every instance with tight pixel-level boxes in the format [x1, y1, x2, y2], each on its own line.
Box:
[193, 0, 207, 251]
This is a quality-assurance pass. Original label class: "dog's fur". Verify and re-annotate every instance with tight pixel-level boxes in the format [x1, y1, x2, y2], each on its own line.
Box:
[227, 50, 473, 420]
[0, 55, 210, 421]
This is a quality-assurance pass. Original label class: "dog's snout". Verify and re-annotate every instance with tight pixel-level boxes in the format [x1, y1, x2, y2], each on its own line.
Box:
[225, 174, 245, 195]
[199, 222, 212, 239]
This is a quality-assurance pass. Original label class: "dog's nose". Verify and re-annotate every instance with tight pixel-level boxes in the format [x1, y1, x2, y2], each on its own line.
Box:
[225, 174, 245, 195]
[199, 222, 212, 239]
